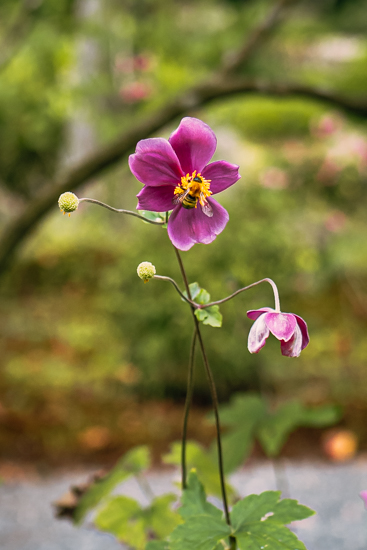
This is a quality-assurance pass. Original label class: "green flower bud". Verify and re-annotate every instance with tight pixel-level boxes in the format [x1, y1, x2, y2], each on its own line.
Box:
[137, 261, 156, 283]
[58, 192, 79, 215]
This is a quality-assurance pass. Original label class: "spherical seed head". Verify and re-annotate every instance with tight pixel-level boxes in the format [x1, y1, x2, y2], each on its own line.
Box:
[137, 261, 156, 282]
[58, 192, 79, 213]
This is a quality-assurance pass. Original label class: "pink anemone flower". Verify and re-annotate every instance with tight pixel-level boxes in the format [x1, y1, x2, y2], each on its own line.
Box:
[129, 117, 241, 251]
[247, 307, 310, 357]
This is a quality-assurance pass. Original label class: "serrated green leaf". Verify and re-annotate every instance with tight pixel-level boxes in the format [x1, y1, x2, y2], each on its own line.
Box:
[146, 542, 170, 550]
[169, 514, 231, 550]
[231, 491, 314, 550]
[235, 521, 308, 550]
[162, 441, 234, 499]
[195, 306, 222, 327]
[180, 470, 222, 520]
[73, 446, 151, 524]
[95, 495, 146, 549]
[231, 491, 281, 529]
[267, 498, 315, 524]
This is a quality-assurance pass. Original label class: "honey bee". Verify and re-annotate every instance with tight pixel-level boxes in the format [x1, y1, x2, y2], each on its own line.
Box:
[173, 177, 213, 217]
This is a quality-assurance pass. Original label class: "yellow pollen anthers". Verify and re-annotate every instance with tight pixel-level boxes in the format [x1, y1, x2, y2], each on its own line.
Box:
[174, 171, 212, 207]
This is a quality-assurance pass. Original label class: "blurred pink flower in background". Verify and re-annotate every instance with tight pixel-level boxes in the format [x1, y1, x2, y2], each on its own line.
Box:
[115, 53, 153, 74]
[324, 210, 347, 233]
[259, 167, 289, 190]
[119, 81, 153, 103]
[311, 113, 342, 139]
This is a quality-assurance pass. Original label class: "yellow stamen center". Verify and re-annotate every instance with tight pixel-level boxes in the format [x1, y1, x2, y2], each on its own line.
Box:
[174, 171, 212, 207]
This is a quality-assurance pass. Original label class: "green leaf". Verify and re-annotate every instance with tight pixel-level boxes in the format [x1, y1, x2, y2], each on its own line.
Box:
[96, 492, 181, 549]
[95, 495, 146, 549]
[180, 470, 222, 520]
[208, 393, 267, 472]
[257, 401, 342, 457]
[231, 491, 281, 529]
[169, 515, 231, 550]
[268, 498, 315, 524]
[298, 404, 342, 427]
[73, 446, 150, 524]
[196, 288, 211, 304]
[146, 542, 170, 550]
[257, 402, 304, 458]
[138, 211, 167, 224]
[235, 522, 308, 550]
[194, 306, 222, 328]
[231, 491, 315, 550]
[144, 494, 182, 539]
[183, 282, 201, 301]
[162, 441, 234, 499]
[122, 445, 151, 473]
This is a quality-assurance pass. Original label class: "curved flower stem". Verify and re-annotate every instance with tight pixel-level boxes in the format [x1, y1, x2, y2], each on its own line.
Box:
[200, 277, 281, 312]
[78, 198, 165, 226]
[173, 247, 233, 532]
[153, 275, 197, 307]
[181, 329, 197, 490]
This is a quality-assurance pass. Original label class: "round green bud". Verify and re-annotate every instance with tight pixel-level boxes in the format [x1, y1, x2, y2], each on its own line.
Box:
[58, 192, 79, 214]
[137, 261, 156, 283]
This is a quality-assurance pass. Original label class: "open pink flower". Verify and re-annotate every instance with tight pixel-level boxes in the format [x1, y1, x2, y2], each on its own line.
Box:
[247, 308, 309, 357]
[129, 117, 240, 250]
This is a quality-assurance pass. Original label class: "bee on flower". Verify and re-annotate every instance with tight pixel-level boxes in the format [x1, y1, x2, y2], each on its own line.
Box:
[129, 117, 241, 251]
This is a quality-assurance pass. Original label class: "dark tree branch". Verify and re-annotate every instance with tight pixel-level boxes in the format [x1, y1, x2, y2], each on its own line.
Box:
[1, 77, 366, 273]
[1, 0, 364, 276]
[220, 0, 297, 75]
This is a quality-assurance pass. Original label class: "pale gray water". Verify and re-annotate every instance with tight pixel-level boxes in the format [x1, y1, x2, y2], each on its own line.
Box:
[1, 460, 367, 550]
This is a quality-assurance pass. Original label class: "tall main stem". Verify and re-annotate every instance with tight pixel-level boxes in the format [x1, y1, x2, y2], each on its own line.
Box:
[173, 246, 232, 530]
[181, 329, 197, 490]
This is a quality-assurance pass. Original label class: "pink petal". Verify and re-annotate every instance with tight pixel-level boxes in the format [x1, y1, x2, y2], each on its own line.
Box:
[281, 323, 303, 357]
[168, 117, 217, 174]
[265, 312, 296, 342]
[202, 160, 241, 195]
[167, 197, 228, 251]
[359, 491, 367, 509]
[129, 138, 183, 186]
[248, 313, 270, 354]
[247, 308, 275, 321]
[137, 185, 175, 211]
[294, 314, 310, 351]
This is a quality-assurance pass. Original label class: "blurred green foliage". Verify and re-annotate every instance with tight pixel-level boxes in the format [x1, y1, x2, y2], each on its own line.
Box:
[2, 0, 367, 461]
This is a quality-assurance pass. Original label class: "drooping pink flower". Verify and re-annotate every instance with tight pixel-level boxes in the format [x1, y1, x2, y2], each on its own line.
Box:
[247, 308, 309, 357]
[129, 117, 241, 251]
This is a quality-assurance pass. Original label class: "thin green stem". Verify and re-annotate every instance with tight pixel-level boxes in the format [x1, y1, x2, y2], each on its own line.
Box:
[153, 275, 197, 307]
[173, 246, 232, 530]
[181, 329, 197, 490]
[200, 278, 281, 312]
[78, 198, 165, 226]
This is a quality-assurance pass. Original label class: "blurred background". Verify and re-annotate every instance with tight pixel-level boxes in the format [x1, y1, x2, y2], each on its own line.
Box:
[1, 0, 367, 470]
